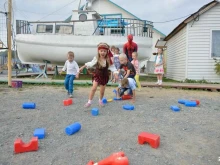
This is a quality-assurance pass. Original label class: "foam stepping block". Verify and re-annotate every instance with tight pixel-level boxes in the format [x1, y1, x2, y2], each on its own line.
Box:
[91, 108, 99, 116]
[123, 104, 135, 110]
[185, 101, 197, 107]
[138, 132, 160, 149]
[114, 97, 122, 100]
[102, 98, 108, 104]
[63, 99, 73, 106]
[122, 95, 132, 100]
[178, 100, 188, 104]
[22, 102, 36, 109]
[107, 99, 113, 102]
[87, 152, 129, 165]
[14, 137, 38, 154]
[65, 122, 81, 136]
[33, 128, 45, 139]
[170, 106, 180, 112]
[191, 100, 200, 105]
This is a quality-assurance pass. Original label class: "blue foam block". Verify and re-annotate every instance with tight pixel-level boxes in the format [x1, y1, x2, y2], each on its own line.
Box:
[65, 122, 81, 136]
[22, 102, 36, 109]
[178, 100, 188, 104]
[123, 104, 135, 110]
[91, 108, 99, 116]
[33, 128, 45, 139]
[170, 106, 180, 112]
[102, 98, 108, 104]
[114, 97, 122, 100]
[113, 89, 117, 94]
[185, 101, 197, 107]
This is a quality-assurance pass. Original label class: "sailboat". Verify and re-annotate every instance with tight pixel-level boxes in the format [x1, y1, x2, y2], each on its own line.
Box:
[16, 0, 153, 65]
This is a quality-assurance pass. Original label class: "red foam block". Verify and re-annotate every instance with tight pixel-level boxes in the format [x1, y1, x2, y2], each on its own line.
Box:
[138, 132, 160, 149]
[63, 99, 73, 106]
[87, 152, 129, 165]
[121, 95, 132, 100]
[14, 137, 38, 153]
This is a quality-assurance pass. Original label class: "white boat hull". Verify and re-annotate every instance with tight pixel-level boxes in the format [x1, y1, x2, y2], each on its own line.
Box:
[16, 34, 152, 65]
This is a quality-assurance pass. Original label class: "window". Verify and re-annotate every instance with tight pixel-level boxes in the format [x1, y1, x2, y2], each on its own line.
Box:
[37, 25, 53, 33]
[55, 25, 73, 34]
[211, 30, 220, 58]
[111, 29, 125, 35]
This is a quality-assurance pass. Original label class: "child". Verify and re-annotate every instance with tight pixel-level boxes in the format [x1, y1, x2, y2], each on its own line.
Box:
[154, 48, 165, 85]
[131, 52, 141, 91]
[79, 43, 112, 108]
[116, 78, 136, 103]
[114, 47, 120, 70]
[118, 53, 136, 79]
[111, 47, 120, 83]
[110, 45, 116, 55]
[60, 51, 79, 98]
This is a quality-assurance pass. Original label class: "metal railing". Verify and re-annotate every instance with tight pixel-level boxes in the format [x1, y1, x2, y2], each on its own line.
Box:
[16, 18, 153, 38]
[93, 18, 153, 38]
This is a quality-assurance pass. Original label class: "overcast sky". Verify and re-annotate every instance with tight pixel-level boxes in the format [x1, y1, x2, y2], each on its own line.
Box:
[0, 0, 213, 35]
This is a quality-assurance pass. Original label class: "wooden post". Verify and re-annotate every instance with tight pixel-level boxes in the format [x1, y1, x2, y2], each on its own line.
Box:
[7, 0, 12, 86]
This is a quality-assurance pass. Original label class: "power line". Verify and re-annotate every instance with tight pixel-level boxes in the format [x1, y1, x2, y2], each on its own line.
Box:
[37, 0, 77, 21]
[153, 14, 191, 23]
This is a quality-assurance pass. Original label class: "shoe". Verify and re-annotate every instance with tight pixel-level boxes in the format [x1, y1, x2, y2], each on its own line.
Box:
[99, 100, 105, 107]
[159, 82, 162, 85]
[84, 102, 91, 108]
[69, 94, 73, 98]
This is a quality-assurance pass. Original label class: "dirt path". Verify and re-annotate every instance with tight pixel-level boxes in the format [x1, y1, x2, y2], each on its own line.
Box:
[0, 85, 219, 165]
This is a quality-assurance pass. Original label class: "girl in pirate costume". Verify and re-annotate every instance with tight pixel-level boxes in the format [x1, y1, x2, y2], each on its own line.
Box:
[79, 43, 114, 108]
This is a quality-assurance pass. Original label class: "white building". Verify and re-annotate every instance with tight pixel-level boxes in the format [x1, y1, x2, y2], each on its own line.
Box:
[164, 0, 220, 83]
[66, 0, 166, 63]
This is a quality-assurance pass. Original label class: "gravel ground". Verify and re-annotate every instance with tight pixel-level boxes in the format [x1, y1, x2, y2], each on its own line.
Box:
[0, 84, 220, 165]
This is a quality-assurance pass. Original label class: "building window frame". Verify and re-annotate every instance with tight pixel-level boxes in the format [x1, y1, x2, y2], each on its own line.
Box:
[210, 29, 220, 59]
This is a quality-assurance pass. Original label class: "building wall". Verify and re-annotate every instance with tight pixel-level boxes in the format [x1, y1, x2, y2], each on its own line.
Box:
[187, 3, 220, 82]
[92, 0, 136, 18]
[166, 26, 187, 80]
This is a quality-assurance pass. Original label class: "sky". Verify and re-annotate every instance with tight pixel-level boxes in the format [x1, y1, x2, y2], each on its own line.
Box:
[0, 0, 214, 41]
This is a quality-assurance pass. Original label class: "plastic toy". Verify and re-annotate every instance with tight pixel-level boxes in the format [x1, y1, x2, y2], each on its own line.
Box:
[14, 137, 38, 153]
[138, 132, 160, 149]
[170, 106, 180, 112]
[65, 122, 81, 135]
[63, 99, 73, 106]
[33, 128, 45, 139]
[123, 104, 134, 110]
[22, 103, 36, 109]
[87, 152, 129, 165]
[91, 108, 99, 116]
[185, 101, 197, 107]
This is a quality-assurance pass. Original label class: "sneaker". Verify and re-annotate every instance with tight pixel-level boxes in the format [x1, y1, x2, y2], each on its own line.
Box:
[69, 94, 73, 98]
[158, 82, 162, 85]
[84, 102, 91, 108]
[99, 100, 105, 107]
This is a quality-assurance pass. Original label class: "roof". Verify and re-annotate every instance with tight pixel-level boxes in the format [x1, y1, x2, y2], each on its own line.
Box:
[64, 0, 166, 37]
[164, 0, 219, 41]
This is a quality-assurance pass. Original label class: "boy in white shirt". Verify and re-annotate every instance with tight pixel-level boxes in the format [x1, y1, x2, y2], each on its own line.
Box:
[60, 51, 79, 98]
[116, 78, 136, 103]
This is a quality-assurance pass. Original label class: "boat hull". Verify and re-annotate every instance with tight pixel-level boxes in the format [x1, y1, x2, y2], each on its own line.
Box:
[16, 34, 152, 65]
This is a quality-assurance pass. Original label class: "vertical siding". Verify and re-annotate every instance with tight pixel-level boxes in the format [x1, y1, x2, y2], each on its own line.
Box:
[166, 26, 187, 81]
[187, 4, 220, 82]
